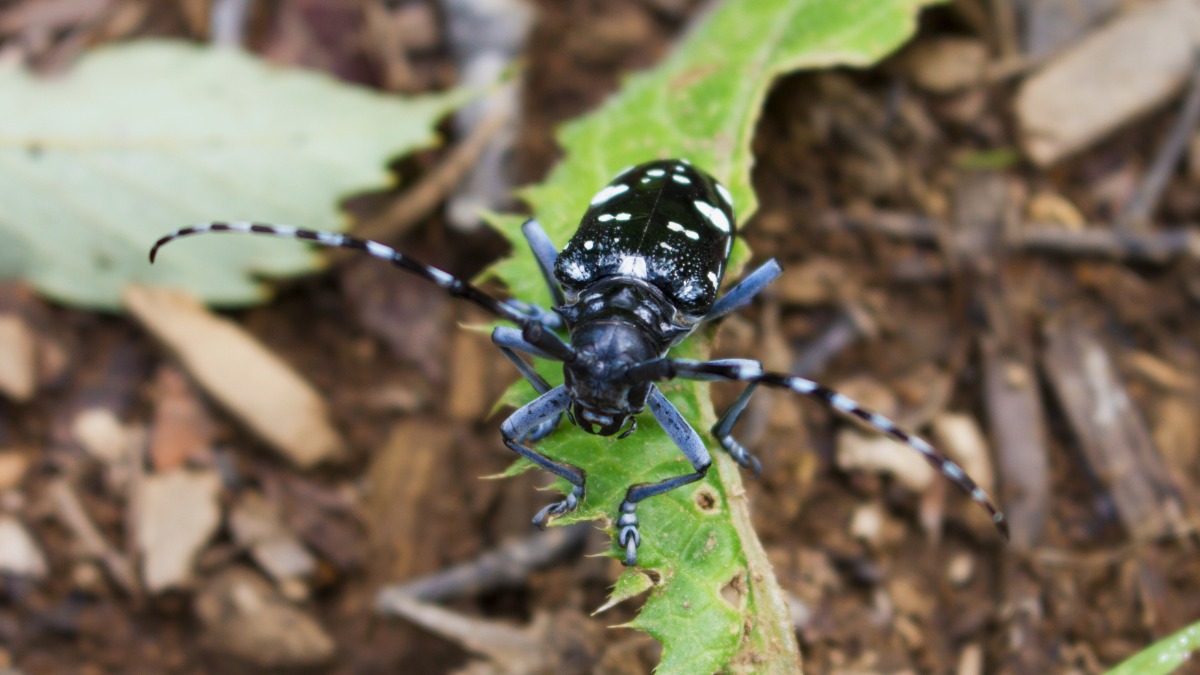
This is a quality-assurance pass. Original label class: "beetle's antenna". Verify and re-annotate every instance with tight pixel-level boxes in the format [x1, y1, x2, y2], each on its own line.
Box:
[150, 221, 575, 360]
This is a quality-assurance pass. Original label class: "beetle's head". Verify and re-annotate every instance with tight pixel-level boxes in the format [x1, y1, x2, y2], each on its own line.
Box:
[563, 321, 656, 436]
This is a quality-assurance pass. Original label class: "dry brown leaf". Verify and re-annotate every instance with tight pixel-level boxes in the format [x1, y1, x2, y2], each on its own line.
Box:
[136, 468, 221, 593]
[124, 285, 344, 469]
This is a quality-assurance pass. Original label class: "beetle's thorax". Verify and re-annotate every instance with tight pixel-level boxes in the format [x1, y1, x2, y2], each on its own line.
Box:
[557, 279, 681, 436]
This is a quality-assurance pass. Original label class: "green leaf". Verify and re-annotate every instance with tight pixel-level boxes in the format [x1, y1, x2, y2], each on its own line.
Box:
[1107, 620, 1200, 675]
[0, 40, 465, 310]
[488, 0, 937, 671]
[595, 568, 655, 614]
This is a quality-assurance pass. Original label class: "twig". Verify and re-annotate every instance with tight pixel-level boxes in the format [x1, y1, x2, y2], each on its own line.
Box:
[791, 303, 873, 378]
[823, 211, 1200, 263]
[988, 0, 1020, 59]
[1040, 318, 1188, 541]
[46, 478, 140, 597]
[1118, 50, 1200, 232]
[1017, 225, 1200, 262]
[210, 0, 254, 47]
[374, 524, 588, 607]
[361, 0, 416, 92]
[353, 92, 515, 243]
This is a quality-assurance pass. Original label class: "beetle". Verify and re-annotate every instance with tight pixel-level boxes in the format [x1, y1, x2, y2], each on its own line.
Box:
[150, 159, 1008, 566]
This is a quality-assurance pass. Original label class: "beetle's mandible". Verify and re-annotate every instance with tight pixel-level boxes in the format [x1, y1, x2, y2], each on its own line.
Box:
[150, 159, 1009, 566]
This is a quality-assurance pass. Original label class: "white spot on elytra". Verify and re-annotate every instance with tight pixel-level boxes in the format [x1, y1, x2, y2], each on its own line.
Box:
[667, 221, 700, 241]
[659, 242, 675, 251]
[707, 271, 719, 288]
[584, 240, 594, 250]
[716, 183, 734, 207]
[618, 256, 648, 277]
[590, 183, 629, 206]
[598, 214, 614, 222]
[677, 280, 701, 300]
[641, 177, 651, 184]
[694, 200, 730, 233]
[562, 260, 588, 281]
[647, 168, 665, 177]
[672, 174, 692, 185]
[615, 212, 632, 221]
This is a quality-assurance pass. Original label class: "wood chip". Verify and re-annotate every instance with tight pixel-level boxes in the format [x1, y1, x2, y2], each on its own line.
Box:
[900, 37, 989, 93]
[229, 491, 316, 593]
[124, 286, 344, 469]
[149, 366, 216, 472]
[0, 313, 36, 401]
[931, 413, 996, 497]
[446, 309, 493, 422]
[71, 407, 133, 465]
[1021, 0, 1121, 59]
[1016, 0, 1200, 165]
[775, 259, 851, 306]
[1041, 320, 1188, 540]
[46, 478, 138, 595]
[0, 515, 45, 579]
[837, 430, 935, 492]
[195, 566, 335, 668]
[136, 469, 221, 593]
[981, 339, 1052, 550]
[0, 451, 29, 492]
[1124, 350, 1199, 392]
[1027, 190, 1086, 230]
[364, 420, 455, 583]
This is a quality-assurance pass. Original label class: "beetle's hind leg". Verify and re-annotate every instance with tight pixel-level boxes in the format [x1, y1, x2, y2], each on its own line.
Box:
[711, 382, 764, 474]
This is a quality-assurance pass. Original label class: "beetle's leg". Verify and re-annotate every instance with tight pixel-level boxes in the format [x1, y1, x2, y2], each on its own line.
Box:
[492, 327, 563, 441]
[711, 382, 763, 474]
[616, 387, 713, 566]
[500, 386, 585, 527]
[704, 259, 782, 323]
[521, 218, 567, 310]
[626, 357, 1010, 540]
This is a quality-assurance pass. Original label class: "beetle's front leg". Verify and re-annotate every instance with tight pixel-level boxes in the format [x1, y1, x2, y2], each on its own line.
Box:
[499, 386, 586, 527]
[616, 387, 713, 566]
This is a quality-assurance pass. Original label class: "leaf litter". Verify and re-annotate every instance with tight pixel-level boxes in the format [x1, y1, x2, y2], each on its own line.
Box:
[2, 1, 1200, 673]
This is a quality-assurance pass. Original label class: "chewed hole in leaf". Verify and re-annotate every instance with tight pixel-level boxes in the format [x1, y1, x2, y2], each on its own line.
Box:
[693, 485, 719, 513]
[720, 571, 748, 610]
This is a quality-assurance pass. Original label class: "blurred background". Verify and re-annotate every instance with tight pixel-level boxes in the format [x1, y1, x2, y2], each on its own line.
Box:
[0, 0, 1198, 672]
